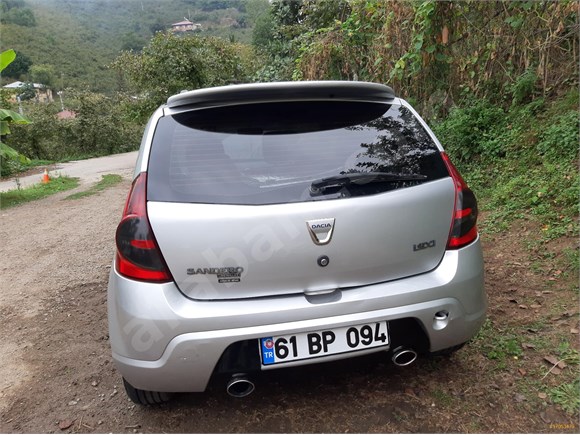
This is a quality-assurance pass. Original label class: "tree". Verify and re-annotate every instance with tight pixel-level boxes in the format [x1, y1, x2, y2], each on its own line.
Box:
[245, 0, 270, 27]
[251, 0, 307, 81]
[270, 0, 303, 27]
[148, 18, 166, 35]
[2, 7, 36, 26]
[1, 0, 26, 12]
[290, 0, 577, 107]
[252, 10, 276, 48]
[120, 32, 146, 52]
[30, 64, 55, 87]
[2, 50, 31, 79]
[112, 32, 258, 118]
[17, 82, 36, 101]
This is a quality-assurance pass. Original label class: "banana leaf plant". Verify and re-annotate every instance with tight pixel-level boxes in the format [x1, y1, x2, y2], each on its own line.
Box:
[0, 49, 31, 167]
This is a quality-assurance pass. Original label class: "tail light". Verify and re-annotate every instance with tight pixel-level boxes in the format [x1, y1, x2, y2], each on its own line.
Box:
[441, 153, 479, 249]
[115, 173, 172, 282]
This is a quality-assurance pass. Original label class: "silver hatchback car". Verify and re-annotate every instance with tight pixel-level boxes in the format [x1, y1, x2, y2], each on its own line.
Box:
[108, 81, 486, 404]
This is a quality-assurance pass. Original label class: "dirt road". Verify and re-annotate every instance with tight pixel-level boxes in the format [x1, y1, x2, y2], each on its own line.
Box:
[0, 151, 138, 192]
[0, 173, 577, 433]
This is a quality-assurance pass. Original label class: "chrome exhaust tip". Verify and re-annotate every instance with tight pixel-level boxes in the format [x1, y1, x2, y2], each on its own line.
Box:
[391, 347, 418, 367]
[226, 374, 255, 398]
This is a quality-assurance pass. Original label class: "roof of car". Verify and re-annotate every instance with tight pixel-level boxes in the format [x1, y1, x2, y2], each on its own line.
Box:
[166, 81, 396, 109]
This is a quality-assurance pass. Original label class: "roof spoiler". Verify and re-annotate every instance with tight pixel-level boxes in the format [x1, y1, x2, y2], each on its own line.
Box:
[166, 81, 396, 109]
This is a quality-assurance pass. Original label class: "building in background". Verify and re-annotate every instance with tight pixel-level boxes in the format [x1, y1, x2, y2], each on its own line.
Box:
[171, 19, 201, 32]
[3, 81, 53, 103]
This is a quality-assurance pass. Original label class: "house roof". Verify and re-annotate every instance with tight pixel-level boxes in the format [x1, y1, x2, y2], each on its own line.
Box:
[3, 81, 46, 89]
[56, 110, 76, 120]
[172, 19, 193, 26]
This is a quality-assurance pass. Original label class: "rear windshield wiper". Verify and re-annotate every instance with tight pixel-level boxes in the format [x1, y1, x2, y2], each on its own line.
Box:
[310, 172, 427, 195]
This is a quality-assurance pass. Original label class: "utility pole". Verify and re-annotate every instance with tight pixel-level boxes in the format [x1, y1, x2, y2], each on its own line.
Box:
[57, 91, 65, 111]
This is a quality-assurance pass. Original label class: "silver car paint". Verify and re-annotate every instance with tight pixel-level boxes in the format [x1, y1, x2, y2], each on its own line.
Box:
[108, 238, 485, 392]
[110, 89, 486, 394]
[149, 178, 455, 300]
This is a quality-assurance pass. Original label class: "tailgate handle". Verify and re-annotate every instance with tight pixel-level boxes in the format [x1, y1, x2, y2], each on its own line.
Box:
[303, 288, 337, 296]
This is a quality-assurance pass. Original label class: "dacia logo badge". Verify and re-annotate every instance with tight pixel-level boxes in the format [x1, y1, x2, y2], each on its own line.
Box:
[306, 218, 335, 245]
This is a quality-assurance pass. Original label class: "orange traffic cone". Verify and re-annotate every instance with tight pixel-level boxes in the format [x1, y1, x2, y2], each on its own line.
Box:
[42, 168, 50, 184]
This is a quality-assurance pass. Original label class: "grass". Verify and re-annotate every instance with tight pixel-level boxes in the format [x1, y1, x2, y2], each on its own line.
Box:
[474, 320, 524, 368]
[476, 318, 580, 416]
[0, 176, 80, 209]
[65, 174, 123, 200]
[1, 156, 109, 179]
[556, 341, 580, 366]
[562, 247, 579, 276]
[549, 380, 580, 415]
[0, 159, 55, 178]
[26, 159, 54, 169]
[541, 343, 579, 416]
[431, 389, 454, 407]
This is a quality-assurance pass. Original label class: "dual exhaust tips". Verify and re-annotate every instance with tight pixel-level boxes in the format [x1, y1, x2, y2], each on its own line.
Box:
[225, 347, 417, 398]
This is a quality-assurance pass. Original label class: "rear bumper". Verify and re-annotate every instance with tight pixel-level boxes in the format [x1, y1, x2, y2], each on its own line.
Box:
[108, 238, 486, 393]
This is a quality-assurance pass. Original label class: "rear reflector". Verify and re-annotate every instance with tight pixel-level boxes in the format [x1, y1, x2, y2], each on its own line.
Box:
[441, 153, 479, 249]
[115, 173, 172, 282]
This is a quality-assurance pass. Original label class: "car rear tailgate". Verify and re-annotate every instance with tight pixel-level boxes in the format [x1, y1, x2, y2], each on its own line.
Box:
[148, 177, 454, 300]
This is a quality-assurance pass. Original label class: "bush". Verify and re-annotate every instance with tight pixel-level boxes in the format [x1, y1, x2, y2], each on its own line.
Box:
[1, 7, 36, 27]
[432, 99, 507, 163]
[0, 142, 29, 176]
[510, 70, 538, 106]
[6, 91, 142, 161]
[536, 111, 579, 163]
[433, 93, 579, 241]
[4, 103, 57, 159]
[66, 90, 142, 157]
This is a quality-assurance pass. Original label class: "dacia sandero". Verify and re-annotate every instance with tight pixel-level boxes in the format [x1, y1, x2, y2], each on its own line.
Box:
[107, 81, 486, 404]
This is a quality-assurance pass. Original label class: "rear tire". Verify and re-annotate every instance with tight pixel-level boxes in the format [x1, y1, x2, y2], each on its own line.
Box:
[123, 378, 173, 405]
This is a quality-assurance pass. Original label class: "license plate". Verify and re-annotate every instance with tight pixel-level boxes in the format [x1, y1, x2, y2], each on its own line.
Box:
[260, 321, 389, 366]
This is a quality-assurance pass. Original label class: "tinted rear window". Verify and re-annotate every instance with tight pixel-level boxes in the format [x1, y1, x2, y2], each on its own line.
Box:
[147, 101, 448, 205]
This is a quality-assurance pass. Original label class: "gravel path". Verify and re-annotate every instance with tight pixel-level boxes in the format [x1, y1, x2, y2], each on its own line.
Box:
[0, 179, 129, 418]
[0, 151, 138, 192]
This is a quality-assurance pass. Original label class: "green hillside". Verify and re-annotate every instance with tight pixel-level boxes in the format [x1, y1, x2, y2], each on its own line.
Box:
[0, 0, 264, 92]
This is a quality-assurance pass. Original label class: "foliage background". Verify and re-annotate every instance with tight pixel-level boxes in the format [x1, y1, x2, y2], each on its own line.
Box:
[0, 0, 268, 92]
[2, 0, 578, 234]
[287, 1, 577, 111]
[6, 91, 142, 162]
[111, 32, 259, 119]
[0, 0, 578, 418]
